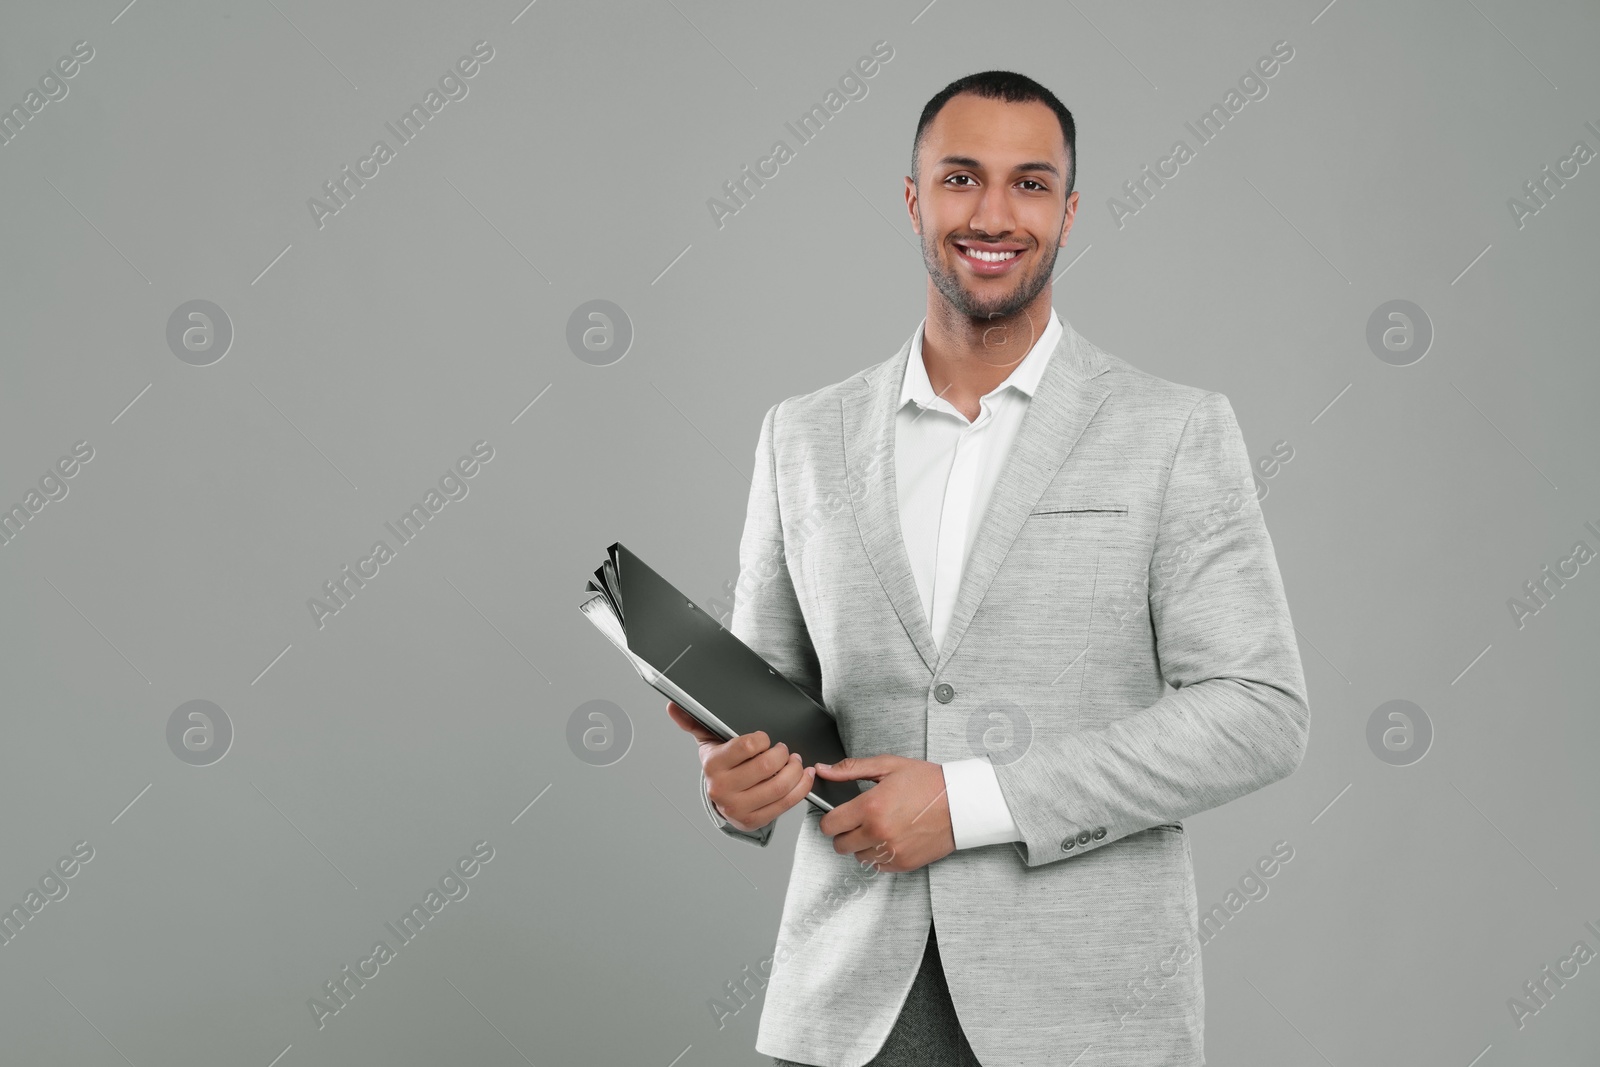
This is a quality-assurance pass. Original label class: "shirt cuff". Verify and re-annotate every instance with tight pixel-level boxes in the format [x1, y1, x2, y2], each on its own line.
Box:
[942, 757, 1022, 849]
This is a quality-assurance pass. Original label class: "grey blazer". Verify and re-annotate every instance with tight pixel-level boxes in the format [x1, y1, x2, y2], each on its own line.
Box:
[699, 315, 1310, 1066]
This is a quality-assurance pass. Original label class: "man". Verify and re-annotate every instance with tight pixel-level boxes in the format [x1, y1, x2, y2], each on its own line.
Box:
[667, 70, 1310, 1066]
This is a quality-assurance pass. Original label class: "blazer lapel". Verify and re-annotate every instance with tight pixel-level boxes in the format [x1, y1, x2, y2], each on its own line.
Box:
[842, 333, 943, 673]
[842, 317, 1114, 677]
[935, 320, 1113, 673]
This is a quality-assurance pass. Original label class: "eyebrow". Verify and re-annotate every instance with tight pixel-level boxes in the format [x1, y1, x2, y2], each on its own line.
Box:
[936, 155, 1061, 179]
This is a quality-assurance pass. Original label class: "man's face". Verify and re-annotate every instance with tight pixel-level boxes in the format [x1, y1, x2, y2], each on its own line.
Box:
[907, 94, 1078, 330]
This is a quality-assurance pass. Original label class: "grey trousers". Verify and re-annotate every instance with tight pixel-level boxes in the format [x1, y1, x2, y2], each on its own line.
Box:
[772, 921, 983, 1067]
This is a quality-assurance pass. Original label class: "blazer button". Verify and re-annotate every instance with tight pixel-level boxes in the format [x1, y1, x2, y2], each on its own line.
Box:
[1092, 827, 1107, 840]
[1060, 837, 1075, 852]
[934, 683, 955, 703]
[1076, 830, 1092, 846]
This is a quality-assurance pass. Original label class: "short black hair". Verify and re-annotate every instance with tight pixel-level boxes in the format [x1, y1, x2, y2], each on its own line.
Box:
[911, 71, 1076, 197]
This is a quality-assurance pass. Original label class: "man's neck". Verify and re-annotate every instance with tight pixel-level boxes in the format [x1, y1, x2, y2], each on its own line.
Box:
[920, 297, 1051, 423]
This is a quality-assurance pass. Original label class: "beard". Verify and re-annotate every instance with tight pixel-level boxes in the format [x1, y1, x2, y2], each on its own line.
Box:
[921, 229, 1060, 324]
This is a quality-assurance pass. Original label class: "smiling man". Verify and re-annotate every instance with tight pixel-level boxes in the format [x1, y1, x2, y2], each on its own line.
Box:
[670, 70, 1310, 1067]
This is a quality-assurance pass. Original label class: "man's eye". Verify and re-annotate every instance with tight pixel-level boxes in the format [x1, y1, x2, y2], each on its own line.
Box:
[946, 175, 974, 186]
[1020, 179, 1046, 191]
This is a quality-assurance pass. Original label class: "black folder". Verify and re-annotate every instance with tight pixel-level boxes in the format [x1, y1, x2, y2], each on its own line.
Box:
[579, 542, 855, 811]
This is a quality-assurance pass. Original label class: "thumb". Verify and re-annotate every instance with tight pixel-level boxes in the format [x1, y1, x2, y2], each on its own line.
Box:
[813, 755, 899, 782]
[665, 702, 717, 744]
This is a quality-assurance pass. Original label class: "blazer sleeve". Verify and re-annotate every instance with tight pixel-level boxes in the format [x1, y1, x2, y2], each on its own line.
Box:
[701, 401, 826, 847]
[991, 391, 1311, 868]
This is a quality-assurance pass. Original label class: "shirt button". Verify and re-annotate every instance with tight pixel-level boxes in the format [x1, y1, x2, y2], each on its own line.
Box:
[1060, 837, 1075, 852]
[1076, 830, 1092, 846]
[934, 683, 955, 703]
[1092, 827, 1107, 840]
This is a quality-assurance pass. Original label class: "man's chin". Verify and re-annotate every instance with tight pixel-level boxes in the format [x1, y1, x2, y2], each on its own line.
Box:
[954, 276, 1029, 311]
[959, 295, 1031, 321]
[929, 266, 1040, 322]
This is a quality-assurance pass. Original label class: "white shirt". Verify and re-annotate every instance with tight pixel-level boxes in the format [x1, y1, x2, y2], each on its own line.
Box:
[897, 308, 1063, 850]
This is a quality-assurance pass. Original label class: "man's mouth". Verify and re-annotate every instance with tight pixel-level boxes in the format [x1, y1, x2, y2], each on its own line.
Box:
[954, 240, 1025, 275]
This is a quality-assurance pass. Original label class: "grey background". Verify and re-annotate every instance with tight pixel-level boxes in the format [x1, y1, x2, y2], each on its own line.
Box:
[2, 0, 1597, 1064]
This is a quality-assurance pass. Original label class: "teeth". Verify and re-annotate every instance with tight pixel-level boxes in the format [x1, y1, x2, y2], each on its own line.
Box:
[962, 247, 1018, 262]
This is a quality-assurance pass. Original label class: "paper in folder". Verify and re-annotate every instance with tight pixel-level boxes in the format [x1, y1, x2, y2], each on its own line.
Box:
[579, 542, 854, 812]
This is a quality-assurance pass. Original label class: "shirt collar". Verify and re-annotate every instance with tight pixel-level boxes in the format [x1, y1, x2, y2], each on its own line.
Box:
[900, 307, 1063, 413]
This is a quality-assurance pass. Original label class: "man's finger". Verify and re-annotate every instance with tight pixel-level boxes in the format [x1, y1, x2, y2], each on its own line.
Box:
[828, 823, 896, 868]
[705, 732, 776, 779]
[813, 755, 899, 782]
[817, 793, 866, 840]
[664, 702, 717, 742]
[739, 758, 817, 829]
[715, 741, 791, 796]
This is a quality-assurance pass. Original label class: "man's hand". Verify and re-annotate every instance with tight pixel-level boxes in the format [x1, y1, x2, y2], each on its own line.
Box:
[665, 701, 816, 833]
[814, 756, 956, 874]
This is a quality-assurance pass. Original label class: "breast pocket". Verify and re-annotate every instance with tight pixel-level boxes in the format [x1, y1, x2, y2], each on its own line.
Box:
[1029, 503, 1128, 517]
